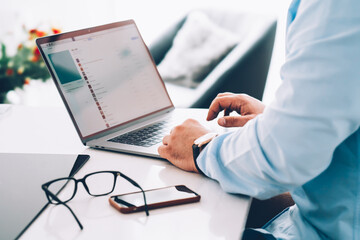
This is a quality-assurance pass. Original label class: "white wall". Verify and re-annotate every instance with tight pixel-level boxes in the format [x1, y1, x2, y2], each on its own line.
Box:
[0, 0, 291, 105]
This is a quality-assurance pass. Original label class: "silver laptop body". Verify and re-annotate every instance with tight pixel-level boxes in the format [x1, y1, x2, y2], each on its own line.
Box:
[37, 20, 222, 158]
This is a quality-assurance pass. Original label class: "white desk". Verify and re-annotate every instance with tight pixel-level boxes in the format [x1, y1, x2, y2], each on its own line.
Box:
[0, 105, 251, 240]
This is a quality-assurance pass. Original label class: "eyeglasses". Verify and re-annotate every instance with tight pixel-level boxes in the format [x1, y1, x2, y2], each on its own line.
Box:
[41, 170, 149, 230]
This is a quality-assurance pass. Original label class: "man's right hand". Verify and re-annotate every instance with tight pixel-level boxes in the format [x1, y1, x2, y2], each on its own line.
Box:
[207, 92, 265, 127]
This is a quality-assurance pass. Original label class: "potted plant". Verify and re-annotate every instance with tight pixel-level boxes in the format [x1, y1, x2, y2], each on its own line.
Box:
[0, 27, 60, 103]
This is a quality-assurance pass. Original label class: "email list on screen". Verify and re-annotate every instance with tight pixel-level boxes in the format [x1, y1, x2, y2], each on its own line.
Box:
[41, 25, 171, 138]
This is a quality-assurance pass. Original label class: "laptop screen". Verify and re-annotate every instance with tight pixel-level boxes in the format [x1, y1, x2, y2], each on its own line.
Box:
[38, 21, 172, 139]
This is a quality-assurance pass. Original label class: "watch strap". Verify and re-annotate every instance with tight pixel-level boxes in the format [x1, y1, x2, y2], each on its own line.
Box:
[192, 143, 206, 175]
[192, 132, 218, 175]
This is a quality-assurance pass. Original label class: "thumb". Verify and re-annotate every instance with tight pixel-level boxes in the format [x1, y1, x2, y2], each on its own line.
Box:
[218, 115, 254, 127]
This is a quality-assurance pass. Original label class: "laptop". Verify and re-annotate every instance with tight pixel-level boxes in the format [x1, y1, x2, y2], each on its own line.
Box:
[36, 20, 223, 158]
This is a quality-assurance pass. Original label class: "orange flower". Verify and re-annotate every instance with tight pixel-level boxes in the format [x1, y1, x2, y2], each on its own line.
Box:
[52, 28, 61, 34]
[31, 47, 41, 62]
[17, 67, 25, 75]
[17, 44, 23, 50]
[36, 31, 46, 37]
[24, 78, 31, 85]
[6, 69, 14, 76]
[33, 47, 41, 56]
[31, 56, 40, 62]
[28, 29, 46, 39]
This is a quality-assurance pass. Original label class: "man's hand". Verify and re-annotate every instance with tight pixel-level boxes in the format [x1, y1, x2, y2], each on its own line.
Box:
[158, 119, 210, 173]
[207, 93, 265, 127]
[158, 93, 264, 172]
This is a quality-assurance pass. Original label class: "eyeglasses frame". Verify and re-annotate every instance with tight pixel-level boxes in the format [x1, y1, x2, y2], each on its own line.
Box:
[41, 170, 149, 230]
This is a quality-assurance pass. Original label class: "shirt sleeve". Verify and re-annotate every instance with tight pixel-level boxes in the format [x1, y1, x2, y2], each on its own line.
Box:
[196, 0, 360, 200]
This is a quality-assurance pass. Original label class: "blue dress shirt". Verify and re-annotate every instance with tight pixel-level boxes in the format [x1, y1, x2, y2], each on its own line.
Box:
[197, 0, 360, 239]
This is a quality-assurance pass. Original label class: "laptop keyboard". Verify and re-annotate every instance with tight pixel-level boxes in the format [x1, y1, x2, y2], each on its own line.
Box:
[108, 120, 173, 147]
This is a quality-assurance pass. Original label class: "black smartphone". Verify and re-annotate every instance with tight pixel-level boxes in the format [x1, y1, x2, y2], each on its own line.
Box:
[109, 185, 200, 214]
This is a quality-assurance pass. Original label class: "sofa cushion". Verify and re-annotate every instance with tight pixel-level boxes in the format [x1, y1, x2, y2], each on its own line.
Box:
[157, 11, 239, 88]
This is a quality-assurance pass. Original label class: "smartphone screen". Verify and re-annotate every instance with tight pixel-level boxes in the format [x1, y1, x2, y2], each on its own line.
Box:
[111, 185, 199, 208]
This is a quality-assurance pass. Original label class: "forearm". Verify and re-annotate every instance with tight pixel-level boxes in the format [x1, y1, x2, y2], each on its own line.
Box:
[197, 105, 359, 200]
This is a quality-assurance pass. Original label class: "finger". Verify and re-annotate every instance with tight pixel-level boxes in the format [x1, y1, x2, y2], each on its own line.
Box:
[216, 92, 234, 98]
[207, 96, 237, 121]
[207, 98, 226, 121]
[183, 118, 200, 125]
[162, 135, 170, 145]
[218, 115, 255, 127]
[158, 145, 170, 159]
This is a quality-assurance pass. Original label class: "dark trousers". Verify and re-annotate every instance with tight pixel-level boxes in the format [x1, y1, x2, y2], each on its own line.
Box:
[242, 193, 295, 240]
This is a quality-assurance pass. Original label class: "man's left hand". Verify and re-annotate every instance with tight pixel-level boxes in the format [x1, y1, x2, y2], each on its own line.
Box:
[158, 119, 210, 173]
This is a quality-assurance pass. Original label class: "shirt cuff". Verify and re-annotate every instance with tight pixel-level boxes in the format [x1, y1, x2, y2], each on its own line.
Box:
[195, 131, 233, 176]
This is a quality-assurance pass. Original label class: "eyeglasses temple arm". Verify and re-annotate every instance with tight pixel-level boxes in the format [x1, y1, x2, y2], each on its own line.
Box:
[61, 202, 84, 230]
[139, 186, 149, 216]
[42, 186, 84, 230]
[119, 173, 149, 216]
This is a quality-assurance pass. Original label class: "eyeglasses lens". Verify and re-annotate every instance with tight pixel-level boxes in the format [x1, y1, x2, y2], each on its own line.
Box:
[85, 172, 115, 196]
[48, 179, 76, 203]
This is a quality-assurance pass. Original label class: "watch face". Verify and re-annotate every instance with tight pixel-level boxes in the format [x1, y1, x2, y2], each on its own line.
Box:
[194, 133, 218, 146]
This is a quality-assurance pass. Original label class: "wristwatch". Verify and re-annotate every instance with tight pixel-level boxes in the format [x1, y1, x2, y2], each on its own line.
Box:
[192, 132, 218, 173]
